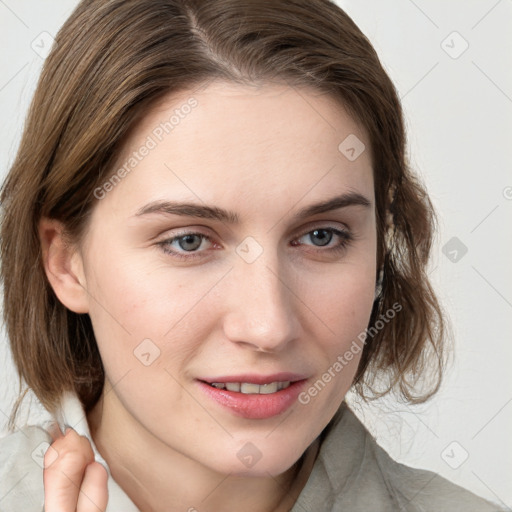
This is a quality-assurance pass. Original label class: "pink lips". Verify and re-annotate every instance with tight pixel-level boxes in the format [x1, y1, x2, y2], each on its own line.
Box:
[197, 373, 308, 420]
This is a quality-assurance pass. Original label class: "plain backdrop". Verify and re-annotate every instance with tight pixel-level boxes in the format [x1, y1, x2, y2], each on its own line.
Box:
[0, 0, 511, 508]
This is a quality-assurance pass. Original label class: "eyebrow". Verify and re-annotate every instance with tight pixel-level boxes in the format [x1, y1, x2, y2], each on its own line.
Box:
[134, 191, 371, 224]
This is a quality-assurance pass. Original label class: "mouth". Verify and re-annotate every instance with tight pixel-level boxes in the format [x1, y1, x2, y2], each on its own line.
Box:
[196, 373, 308, 419]
[206, 381, 292, 394]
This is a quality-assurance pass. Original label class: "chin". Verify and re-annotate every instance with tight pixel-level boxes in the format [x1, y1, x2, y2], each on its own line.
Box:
[215, 436, 309, 478]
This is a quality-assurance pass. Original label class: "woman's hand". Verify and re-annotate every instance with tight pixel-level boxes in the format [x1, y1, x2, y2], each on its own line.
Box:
[43, 425, 108, 512]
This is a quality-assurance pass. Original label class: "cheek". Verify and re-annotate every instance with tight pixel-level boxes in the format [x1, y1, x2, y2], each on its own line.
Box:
[292, 268, 375, 444]
[303, 263, 376, 340]
[82, 249, 225, 373]
[296, 260, 376, 404]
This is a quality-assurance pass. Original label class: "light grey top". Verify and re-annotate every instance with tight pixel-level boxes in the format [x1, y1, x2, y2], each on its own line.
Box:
[0, 392, 502, 511]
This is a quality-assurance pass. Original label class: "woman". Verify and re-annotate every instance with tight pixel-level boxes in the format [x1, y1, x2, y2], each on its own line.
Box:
[0, 0, 502, 510]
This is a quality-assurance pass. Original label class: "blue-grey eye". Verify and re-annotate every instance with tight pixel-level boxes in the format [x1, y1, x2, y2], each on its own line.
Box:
[308, 229, 333, 247]
[177, 234, 203, 251]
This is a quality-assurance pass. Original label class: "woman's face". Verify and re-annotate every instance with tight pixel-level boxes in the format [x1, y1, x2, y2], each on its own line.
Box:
[78, 81, 376, 476]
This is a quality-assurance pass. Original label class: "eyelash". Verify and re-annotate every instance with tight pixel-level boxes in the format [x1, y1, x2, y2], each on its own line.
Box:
[156, 227, 353, 261]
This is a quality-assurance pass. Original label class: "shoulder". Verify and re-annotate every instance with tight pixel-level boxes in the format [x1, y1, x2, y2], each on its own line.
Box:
[0, 425, 51, 511]
[300, 404, 504, 512]
[370, 434, 502, 511]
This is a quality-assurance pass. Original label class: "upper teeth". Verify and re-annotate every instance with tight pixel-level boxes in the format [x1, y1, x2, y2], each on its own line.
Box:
[210, 381, 291, 394]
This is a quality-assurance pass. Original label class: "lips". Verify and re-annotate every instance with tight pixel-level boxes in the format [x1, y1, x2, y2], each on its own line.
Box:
[197, 373, 308, 419]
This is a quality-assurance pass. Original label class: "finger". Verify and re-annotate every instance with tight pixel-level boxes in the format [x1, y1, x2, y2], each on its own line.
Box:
[44, 428, 95, 512]
[76, 462, 109, 512]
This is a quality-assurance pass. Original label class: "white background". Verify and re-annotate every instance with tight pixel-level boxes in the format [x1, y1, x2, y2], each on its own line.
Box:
[0, 0, 511, 508]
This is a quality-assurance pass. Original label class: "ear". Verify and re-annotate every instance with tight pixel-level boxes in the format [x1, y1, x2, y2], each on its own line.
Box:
[38, 217, 89, 314]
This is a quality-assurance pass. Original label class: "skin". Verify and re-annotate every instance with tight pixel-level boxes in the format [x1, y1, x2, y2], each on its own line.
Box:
[43, 427, 108, 512]
[39, 80, 377, 512]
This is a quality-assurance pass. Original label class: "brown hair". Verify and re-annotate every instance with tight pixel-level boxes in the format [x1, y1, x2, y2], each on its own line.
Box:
[1, 0, 446, 430]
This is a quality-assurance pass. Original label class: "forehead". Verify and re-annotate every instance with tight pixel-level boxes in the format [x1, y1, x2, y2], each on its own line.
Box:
[99, 81, 374, 218]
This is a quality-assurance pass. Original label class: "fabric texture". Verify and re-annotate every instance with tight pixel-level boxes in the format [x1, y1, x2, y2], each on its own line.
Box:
[0, 391, 502, 511]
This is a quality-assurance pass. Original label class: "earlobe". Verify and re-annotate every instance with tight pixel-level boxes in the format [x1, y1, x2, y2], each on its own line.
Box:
[38, 217, 89, 314]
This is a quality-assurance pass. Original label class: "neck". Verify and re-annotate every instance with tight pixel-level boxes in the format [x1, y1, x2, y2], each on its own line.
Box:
[87, 384, 320, 512]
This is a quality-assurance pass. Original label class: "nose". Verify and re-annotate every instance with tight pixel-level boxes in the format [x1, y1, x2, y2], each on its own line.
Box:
[222, 250, 301, 353]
